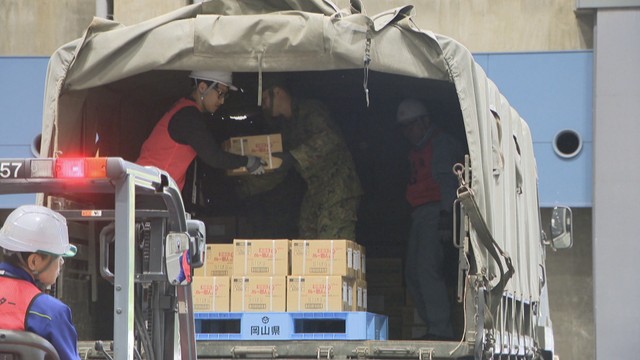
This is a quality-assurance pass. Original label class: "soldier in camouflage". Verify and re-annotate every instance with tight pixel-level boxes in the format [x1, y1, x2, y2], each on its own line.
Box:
[260, 74, 363, 240]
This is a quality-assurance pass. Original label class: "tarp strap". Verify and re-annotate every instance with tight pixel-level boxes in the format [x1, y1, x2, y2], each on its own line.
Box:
[257, 50, 265, 107]
[362, 31, 371, 107]
[454, 164, 515, 329]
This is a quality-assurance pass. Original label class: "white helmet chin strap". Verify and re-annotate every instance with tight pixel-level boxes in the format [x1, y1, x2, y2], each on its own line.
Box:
[197, 79, 219, 101]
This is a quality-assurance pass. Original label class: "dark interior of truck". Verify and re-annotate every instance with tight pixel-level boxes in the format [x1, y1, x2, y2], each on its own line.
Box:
[60, 68, 470, 341]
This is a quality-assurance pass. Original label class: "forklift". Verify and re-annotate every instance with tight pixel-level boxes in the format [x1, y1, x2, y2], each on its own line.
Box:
[0, 157, 205, 360]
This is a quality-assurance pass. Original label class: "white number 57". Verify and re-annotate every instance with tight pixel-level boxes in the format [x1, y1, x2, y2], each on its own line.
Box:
[0, 162, 22, 178]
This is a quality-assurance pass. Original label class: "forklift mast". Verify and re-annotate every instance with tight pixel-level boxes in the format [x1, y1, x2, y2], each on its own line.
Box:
[0, 157, 203, 360]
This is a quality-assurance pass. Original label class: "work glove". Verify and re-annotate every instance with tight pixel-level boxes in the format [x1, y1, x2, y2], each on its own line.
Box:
[272, 152, 296, 173]
[437, 210, 454, 243]
[245, 155, 266, 175]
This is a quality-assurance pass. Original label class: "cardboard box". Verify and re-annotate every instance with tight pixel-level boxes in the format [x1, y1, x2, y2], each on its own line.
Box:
[367, 286, 406, 318]
[230, 276, 286, 312]
[223, 134, 283, 175]
[366, 258, 404, 287]
[233, 239, 290, 276]
[194, 264, 206, 277]
[352, 279, 367, 311]
[290, 239, 356, 278]
[204, 244, 234, 276]
[192, 276, 230, 312]
[287, 276, 352, 312]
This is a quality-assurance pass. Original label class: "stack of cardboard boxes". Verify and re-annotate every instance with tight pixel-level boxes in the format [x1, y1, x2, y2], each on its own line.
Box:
[231, 239, 289, 311]
[192, 239, 367, 313]
[191, 244, 234, 312]
[288, 239, 366, 312]
[365, 258, 406, 339]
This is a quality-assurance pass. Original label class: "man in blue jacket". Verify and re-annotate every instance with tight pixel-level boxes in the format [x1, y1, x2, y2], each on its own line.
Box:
[0, 205, 80, 360]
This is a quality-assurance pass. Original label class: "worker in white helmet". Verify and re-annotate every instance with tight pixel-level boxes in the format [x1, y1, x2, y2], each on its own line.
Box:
[397, 98, 464, 341]
[0, 205, 80, 360]
[136, 70, 266, 191]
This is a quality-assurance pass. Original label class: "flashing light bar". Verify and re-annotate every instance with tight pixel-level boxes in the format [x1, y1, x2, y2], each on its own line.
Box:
[55, 158, 107, 179]
[0, 158, 109, 180]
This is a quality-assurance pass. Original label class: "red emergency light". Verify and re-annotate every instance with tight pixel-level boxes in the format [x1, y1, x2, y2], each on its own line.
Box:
[54, 158, 108, 179]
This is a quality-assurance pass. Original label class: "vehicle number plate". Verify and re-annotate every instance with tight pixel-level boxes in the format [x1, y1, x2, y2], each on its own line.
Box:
[0, 160, 26, 179]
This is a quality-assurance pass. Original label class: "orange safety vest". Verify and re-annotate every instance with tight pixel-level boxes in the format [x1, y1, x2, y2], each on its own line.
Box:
[136, 98, 199, 190]
[0, 274, 42, 330]
[181, 250, 191, 283]
[405, 132, 442, 208]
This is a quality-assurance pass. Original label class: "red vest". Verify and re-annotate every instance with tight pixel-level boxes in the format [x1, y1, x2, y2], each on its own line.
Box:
[406, 135, 442, 208]
[0, 275, 42, 330]
[136, 98, 199, 190]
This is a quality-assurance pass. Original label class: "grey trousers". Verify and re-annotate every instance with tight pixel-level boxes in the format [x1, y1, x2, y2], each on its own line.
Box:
[405, 202, 453, 338]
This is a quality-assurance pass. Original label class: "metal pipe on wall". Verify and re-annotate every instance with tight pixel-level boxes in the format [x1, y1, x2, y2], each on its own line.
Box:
[96, 0, 114, 19]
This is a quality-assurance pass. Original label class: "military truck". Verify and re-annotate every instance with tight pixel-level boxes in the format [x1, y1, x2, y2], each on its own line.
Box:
[0, 157, 206, 360]
[28, 0, 573, 359]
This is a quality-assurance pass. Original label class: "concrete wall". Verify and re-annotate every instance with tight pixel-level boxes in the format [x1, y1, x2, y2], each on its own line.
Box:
[113, 0, 189, 26]
[1, 0, 591, 56]
[544, 207, 594, 359]
[115, 0, 594, 52]
[0, 0, 96, 56]
[343, 0, 594, 52]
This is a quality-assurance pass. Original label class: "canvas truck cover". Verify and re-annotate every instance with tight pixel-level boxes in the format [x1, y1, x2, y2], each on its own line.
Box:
[40, 0, 543, 305]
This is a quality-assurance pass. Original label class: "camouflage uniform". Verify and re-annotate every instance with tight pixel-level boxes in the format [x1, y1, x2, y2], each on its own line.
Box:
[283, 99, 363, 240]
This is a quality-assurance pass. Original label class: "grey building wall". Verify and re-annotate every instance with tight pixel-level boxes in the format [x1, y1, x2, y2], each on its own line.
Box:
[592, 8, 640, 359]
[545, 208, 594, 359]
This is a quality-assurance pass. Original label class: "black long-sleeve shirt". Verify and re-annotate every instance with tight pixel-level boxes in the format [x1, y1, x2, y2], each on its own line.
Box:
[167, 104, 246, 169]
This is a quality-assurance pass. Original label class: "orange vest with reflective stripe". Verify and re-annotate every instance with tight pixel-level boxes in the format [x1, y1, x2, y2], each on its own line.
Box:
[181, 250, 191, 283]
[0, 275, 42, 330]
[136, 98, 199, 190]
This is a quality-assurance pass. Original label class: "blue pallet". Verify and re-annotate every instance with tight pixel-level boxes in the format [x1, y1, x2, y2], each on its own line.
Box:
[194, 312, 388, 340]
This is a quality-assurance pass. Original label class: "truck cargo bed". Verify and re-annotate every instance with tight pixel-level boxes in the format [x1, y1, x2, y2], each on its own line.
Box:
[78, 339, 474, 359]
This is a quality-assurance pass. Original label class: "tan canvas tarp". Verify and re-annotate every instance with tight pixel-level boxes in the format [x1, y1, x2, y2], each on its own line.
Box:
[41, 0, 542, 300]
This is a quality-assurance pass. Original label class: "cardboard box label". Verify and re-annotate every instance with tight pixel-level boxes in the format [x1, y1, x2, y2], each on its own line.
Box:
[192, 276, 230, 312]
[233, 239, 290, 276]
[291, 239, 356, 278]
[287, 275, 352, 312]
[206, 244, 234, 276]
[354, 243, 366, 280]
[352, 279, 367, 311]
[231, 276, 286, 312]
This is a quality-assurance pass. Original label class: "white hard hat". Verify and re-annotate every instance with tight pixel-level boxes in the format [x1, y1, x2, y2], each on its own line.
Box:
[0, 205, 76, 257]
[396, 98, 429, 124]
[189, 70, 238, 91]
